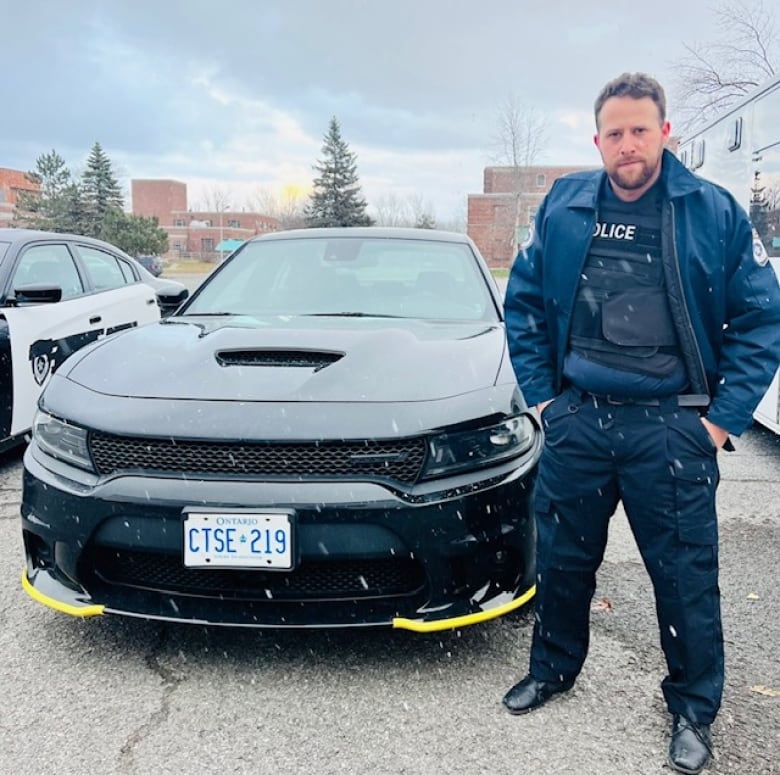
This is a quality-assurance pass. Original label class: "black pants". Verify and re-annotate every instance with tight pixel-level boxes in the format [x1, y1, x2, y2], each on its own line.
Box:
[530, 387, 724, 724]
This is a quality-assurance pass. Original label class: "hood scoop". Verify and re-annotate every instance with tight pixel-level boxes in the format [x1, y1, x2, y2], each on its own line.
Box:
[215, 349, 344, 371]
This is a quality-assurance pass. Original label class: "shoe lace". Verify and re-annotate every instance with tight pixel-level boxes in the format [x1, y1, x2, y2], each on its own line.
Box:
[672, 716, 713, 755]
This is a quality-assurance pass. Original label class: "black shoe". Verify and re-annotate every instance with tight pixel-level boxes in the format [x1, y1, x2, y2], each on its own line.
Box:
[501, 674, 574, 715]
[668, 715, 713, 774]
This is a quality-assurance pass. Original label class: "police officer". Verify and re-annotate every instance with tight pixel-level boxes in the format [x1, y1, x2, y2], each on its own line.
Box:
[502, 72, 780, 775]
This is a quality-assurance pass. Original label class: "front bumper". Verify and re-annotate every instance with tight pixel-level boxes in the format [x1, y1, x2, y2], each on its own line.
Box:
[21, 443, 538, 631]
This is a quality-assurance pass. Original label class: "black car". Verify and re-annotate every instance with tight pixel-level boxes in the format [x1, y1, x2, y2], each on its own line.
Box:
[0, 228, 188, 453]
[21, 227, 542, 631]
[136, 255, 164, 277]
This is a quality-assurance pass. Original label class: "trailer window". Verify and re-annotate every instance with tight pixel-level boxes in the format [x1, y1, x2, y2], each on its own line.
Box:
[727, 117, 742, 152]
[693, 139, 706, 170]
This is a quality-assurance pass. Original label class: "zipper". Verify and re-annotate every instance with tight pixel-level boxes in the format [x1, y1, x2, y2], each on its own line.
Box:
[558, 210, 596, 389]
[668, 201, 709, 394]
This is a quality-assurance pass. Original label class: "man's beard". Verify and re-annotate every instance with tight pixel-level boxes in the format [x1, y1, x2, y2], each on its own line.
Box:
[610, 159, 657, 191]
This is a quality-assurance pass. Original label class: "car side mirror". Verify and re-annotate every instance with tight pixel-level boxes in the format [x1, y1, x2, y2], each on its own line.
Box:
[157, 287, 189, 316]
[13, 285, 63, 305]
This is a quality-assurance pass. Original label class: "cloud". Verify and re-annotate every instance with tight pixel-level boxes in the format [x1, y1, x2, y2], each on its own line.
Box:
[0, 0, 730, 218]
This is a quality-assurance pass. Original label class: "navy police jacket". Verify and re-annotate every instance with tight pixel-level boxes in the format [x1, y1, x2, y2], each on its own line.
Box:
[504, 149, 780, 436]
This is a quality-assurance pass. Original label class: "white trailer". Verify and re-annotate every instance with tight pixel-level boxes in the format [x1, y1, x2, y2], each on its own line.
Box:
[678, 74, 780, 435]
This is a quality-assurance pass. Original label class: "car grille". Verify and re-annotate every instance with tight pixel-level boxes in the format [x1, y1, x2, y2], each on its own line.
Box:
[89, 433, 428, 484]
[87, 548, 426, 601]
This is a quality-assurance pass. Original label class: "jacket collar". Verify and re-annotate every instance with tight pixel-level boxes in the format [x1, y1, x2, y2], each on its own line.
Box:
[569, 148, 703, 209]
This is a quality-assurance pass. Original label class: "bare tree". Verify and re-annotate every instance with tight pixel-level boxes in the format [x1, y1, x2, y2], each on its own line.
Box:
[489, 94, 550, 257]
[671, 0, 778, 131]
[491, 94, 549, 170]
[406, 193, 436, 229]
[197, 185, 233, 214]
[372, 193, 436, 229]
[246, 186, 307, 230]
[373, 193, 413, 226]
[765, 182, 780, 211]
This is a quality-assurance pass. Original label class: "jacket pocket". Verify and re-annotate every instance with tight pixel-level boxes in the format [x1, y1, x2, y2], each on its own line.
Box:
[602, 288, 677, 346]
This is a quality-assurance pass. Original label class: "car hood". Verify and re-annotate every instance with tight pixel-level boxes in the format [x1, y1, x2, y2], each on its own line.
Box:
[62, 315, 508, 402]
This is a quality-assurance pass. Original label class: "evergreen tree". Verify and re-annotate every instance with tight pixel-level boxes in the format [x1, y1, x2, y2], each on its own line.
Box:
[81, 141, 124, 237]
[15, 150, 80, 232]
[305, 117, 373, 228]
[15, 144, 165, 255]
[415, 212, 437, 229]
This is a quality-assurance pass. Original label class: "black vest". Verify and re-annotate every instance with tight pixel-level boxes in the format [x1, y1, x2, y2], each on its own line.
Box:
[568, 182, 684, 380]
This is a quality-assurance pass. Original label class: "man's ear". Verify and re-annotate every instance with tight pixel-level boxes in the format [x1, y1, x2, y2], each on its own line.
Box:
[593, 133, 600, 149]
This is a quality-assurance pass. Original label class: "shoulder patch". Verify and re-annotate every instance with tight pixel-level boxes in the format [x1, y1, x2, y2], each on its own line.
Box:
[752, 230, 769, 267]
[519, 222, 535, 252]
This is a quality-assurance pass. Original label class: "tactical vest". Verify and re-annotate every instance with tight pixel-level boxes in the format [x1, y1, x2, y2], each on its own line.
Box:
[568, 185, 685, 380]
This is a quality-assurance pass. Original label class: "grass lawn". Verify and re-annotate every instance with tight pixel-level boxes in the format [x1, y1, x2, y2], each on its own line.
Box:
[164, 260, 217, 275]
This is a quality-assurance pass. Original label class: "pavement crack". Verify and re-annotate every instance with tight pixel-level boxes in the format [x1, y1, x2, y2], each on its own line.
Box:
[118, 627, 184, 773]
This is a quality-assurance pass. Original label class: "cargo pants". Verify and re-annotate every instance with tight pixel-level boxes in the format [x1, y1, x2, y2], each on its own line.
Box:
[529, 386, 724, 724]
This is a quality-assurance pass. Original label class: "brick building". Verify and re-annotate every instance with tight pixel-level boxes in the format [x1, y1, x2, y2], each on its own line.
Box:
[131, 179, 279, 259]
[467, 164, 593, 267]
[0, 167, 40, 226]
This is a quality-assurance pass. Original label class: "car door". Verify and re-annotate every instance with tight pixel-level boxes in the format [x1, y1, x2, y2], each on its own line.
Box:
[1, 241, 159, 440]
[75, 243, 161, 334]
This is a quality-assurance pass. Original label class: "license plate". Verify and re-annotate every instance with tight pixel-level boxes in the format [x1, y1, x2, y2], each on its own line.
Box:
[183, 511, 293, 569]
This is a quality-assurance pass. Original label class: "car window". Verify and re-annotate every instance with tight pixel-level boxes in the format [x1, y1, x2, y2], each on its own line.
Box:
[12, 244, 85, 300]
[79, 245, 132, 291]
[185, 237, 498, 321]
[117, 256, 139, 283]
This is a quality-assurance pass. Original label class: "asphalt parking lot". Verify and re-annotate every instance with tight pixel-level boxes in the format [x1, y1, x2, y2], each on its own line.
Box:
[1, 419, 778, 774]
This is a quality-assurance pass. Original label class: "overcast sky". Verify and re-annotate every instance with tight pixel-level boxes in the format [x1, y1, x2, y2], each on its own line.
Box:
[0, 1, 741, 223]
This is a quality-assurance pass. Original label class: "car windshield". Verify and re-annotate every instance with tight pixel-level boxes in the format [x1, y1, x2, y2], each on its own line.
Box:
[183, 236, 499, 321]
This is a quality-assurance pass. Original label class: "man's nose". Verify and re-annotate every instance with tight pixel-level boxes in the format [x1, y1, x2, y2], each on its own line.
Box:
[619, 137, 637, 154]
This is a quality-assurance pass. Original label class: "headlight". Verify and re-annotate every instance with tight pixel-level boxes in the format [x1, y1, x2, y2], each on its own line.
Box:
[33, 411, 94, 471]
[423, 415, 536, 479]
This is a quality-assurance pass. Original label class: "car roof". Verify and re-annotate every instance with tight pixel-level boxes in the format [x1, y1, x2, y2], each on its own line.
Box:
[0, 227, 126, 252]
[248, 227, 473, 245]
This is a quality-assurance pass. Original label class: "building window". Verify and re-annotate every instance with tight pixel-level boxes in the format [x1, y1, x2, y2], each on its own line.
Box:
[174, 218, 186, 227]
[536, 173, 546, 187]
[201, 238, 215, 252]
[227, 219, 240, 228]
[173, 241, 183, 252]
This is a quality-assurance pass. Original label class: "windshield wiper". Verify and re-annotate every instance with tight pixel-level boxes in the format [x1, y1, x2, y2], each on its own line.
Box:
[180, 312, 236, 317]
[303, 312, 405, 318]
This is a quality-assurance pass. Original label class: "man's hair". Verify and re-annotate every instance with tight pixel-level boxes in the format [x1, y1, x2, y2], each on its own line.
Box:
[594, 72, 666, 128]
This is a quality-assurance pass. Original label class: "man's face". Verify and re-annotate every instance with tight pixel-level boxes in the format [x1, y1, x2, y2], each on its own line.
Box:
[594, 96, 671, 201]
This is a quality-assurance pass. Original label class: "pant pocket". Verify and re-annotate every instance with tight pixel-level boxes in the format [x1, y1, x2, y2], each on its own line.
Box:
[673, 459, 719, 545]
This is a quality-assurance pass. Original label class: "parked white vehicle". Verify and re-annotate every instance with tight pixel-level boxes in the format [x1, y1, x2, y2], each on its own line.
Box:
[678, 75, 780, 434]
[0, 229, 188, 451]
